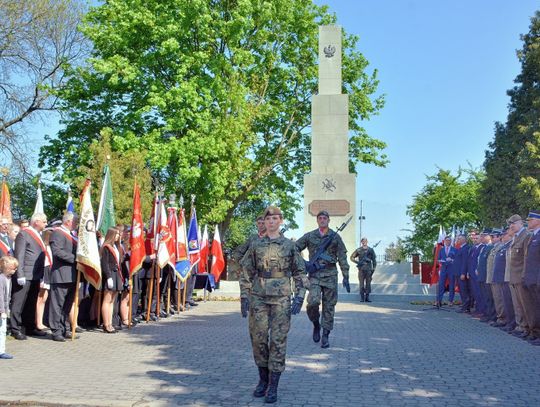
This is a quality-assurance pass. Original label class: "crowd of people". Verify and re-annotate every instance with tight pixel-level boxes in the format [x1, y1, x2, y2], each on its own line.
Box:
[0, 212, 205, 359]
[436, 211, 540, 346]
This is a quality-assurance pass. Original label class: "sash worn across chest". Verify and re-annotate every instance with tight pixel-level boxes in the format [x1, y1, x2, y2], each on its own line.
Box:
[55, 226, 78, 245]
[0, 239, 10, 255]
[24, 227, 52, 266]
[104, 244, 121, 276]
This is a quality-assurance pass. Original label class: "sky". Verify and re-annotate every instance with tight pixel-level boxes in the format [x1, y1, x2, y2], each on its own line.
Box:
[20, 0, 540, 253]
[287, 0, 540, 252]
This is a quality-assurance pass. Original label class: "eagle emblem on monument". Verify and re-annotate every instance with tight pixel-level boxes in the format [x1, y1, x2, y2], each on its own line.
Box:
[323, 44, 336, 58]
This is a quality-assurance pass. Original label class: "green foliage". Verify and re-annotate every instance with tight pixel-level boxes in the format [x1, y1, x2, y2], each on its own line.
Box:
[481, 11, 540, 222]
[8, 176, 67, 222]
[384, 237, 406, 263]
[39, 0, 387, 240]
[403, 167, 484, 257]
[75, 128, 153, 225]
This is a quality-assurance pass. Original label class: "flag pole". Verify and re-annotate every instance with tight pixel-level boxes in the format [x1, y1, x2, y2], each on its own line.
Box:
[183, 277, 188, 310]
[97, 290, 102, 327]
[155, 264, 162, 318]
[177, 278, 182, 312]
[146, 262, 155, 322]
[71, 270, 81, 341]
[128, 276, 133, 329]
[166, 271, 171, 314]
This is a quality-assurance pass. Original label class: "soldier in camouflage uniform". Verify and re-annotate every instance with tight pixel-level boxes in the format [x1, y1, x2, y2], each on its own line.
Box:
[296, 210, 350, 349]
[234, 215, 266, 264]
[350, 237, 377, 302]
[240, 206, 308, 404]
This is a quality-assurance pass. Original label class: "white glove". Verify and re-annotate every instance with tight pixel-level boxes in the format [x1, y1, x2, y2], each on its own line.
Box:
[43, 283, 50, 290]
[17, 277, 26, 286]
[107, 277, 113, 290]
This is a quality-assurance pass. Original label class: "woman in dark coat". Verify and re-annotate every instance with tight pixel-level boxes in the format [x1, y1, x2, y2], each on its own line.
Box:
[100, 227, 123, 333]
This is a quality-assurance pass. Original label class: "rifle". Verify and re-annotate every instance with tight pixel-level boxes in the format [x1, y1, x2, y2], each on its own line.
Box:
[304, 216, 353, 276]
[354, 240, 381, 269]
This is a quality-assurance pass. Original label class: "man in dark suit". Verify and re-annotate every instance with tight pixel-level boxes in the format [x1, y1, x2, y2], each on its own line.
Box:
[477, 229, 495, 322]
[436, 236, 457, 306]
[0, 217, 13, 257]
[454, 234, 471, 313]
[467, 231, 484, 317]
[11, 213, 48, 340]
[48, 212, 78, 342]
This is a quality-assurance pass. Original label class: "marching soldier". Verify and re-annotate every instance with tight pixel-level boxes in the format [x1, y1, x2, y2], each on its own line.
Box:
[350, 238, 377, 302]
[239, 206, 308, 404]
[296, 210, 350, 349]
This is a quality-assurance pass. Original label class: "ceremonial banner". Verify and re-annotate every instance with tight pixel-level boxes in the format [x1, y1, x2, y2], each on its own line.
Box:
[76, 180, 102, 288]
[96, 164, 116, 236]
[0, 179, 11, 222]
[175, 207, 191, 282]
[210, 226, 225, 283]
[129, 182, 145, 276]
[187, 206, 200, 268]
[145, 193, 159, 255]
[430, 225, 445, 286]
[163, 206, 178, 268]
[34, 184, 44, 215]
[66, 190, 75, 213]
[157, 199, 171, 268]
[199, 225, 209, 273]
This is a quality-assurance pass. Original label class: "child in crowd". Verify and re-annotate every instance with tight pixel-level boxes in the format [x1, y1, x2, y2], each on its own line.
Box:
[0, 255, 18, 359]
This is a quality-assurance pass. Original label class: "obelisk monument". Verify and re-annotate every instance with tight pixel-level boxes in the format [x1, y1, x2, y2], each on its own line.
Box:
[303, 25, 357, 283]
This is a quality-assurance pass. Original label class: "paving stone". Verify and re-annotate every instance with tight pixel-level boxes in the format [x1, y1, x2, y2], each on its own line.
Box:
[0, 299, 539, 406]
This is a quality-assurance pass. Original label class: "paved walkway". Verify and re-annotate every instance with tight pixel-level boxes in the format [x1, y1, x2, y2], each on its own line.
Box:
[1, 298, 539, 407]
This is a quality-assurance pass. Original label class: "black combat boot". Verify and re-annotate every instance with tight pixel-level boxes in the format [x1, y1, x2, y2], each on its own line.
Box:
[312, 321, 321, 343]
[321, 329, 330, 348]
[365, 294, 372, 302]
[360, 294, 365, 302]
[253, 366, 269, 397]
[265, 371, 281, 403]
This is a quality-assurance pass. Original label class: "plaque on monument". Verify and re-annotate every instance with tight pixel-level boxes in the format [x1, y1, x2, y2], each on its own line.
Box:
[308, 200, 350, 217]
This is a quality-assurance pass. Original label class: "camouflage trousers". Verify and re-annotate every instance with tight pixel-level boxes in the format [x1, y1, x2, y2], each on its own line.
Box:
[248, 293, 291, 373]
[306, 273, 338, 331]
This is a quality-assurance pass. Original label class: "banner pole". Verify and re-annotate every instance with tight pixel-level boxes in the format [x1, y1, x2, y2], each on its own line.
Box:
[71, 270, 81, 341]
[166, 272, 171, 315]
[145, 261, 156, 322]
[128, 276, 133, 329]
[155, 265, 162, 318]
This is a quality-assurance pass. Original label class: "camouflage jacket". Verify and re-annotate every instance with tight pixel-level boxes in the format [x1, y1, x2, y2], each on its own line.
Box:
[233, 233, 263, 263]
[350, 246, 377, 271]
[240, 236, 308, 299]
[296, 229, 349, 278]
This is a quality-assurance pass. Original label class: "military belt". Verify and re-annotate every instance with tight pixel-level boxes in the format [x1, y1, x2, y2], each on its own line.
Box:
[257, 270, 287, 278]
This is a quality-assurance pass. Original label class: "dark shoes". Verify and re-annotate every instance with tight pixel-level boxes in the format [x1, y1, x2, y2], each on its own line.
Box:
[188, 301, 198, 307]
[0, 353, 14, 359]
[265, 372, 281, 404]
[365, 295, 372, 303]
[253, 367, 269, 398]
[312, 322, 321, 343]
[11, 332, 27, 340]
[52, 335, 65, 342]
[321, 329, 330, 348]
[30, 328, 48, 337]
[64, 333, 80, 340]
[360, 295, 365, 302]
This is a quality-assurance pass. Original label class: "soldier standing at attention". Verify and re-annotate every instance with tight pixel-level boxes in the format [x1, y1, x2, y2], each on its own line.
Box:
[239, 206, 308, 404]
[296, 210, 350, 349]
[350, 237, 377, 302]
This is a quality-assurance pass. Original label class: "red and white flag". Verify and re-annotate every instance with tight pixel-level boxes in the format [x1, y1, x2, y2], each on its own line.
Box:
[0, 179, 11, 222]
[157, 199, 172, 268]
[129, 181, 146, 276]
[199, 225, 209, 273]
[210, 225, 225, 283]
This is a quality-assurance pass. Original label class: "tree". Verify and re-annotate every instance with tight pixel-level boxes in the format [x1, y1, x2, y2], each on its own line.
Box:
[39, 0, 387, 238]
[403, 167, 483, 258]
[480, 11, 540, 223]
[0, 0, 87, 172]
[385, 237, 406, 263]
[76, 128, 154, 226]
[8, 175, 66, 221]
